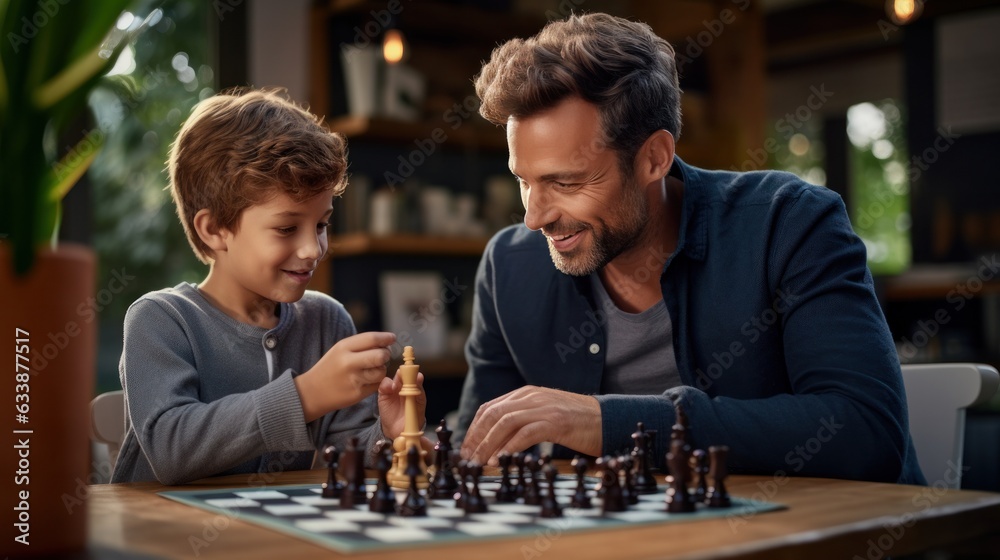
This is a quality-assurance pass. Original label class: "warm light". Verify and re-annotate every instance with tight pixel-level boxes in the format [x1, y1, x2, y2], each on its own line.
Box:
[888, 0, 922, 25]
[788, 133, 810, 156]
[383, 29, 405, 65]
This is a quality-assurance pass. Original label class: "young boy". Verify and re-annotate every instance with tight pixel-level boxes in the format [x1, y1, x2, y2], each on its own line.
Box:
[111, 89, 421, 485]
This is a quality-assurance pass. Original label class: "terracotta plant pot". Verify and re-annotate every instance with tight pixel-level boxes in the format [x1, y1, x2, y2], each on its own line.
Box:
[1, 244, 96, 556]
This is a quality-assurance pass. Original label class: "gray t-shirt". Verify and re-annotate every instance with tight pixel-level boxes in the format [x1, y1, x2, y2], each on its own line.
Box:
[590, 274, 681, 395]
[111, 282, 384, 484]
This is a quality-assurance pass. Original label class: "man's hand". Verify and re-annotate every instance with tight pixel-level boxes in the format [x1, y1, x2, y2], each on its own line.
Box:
[460, 386, 602, 466]
[377, 368, 427, 439]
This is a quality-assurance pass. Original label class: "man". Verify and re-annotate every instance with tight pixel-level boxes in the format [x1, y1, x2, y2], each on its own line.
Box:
[455, 13, 924, 484]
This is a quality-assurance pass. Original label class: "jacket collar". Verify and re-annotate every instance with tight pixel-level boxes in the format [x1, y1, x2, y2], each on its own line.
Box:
[672, 156, 708, 263]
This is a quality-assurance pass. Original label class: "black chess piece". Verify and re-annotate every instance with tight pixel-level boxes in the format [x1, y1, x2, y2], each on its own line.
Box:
[570, 455, 592, 509]
[632, 423, 658, 494]
[370, 443, 396, 513]
[321, 445, 342, 498]
[601, 457, 626, 513]
[514, 452, 528, 500]
[645, 428, 659, 473]
[664, 439, 695, 513]
[463, 462, 489, 514]
[496, 452, 516, 503]
[621, 455, 639, 505]
[430, 419, 459, 499]
[454, 459, 469, 509]
[524, 455, 542, 506]
[690, 449, 709, 503]
[340, 437, 367, 507]
[398, 445, 427, 516]
[706, 445, 732, 508]
[540, 464, 563, 518]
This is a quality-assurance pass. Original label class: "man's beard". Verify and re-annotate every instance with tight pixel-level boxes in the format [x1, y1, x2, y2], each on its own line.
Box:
[547, 180, 648, 276]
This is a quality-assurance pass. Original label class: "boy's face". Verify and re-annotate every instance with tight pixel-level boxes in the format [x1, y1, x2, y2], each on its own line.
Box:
[217, 189, 333, 306]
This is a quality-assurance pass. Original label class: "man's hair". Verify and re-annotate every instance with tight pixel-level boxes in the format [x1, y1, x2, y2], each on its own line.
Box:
[475, 13, 681, 175]
[168, 88, 347, 263]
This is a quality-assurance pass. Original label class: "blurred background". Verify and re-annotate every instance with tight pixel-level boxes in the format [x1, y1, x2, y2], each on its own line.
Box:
[66, 0, 1000, 487]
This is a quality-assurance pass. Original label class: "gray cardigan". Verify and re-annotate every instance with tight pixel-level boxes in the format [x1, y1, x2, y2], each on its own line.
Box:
[111, 283, 384, 484]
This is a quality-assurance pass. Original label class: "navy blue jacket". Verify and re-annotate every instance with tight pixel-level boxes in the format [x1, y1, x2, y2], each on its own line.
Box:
[456, 157, 925, 485]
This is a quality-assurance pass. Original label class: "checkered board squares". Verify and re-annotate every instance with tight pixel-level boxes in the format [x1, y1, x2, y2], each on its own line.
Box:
[160, 477, 785, 553]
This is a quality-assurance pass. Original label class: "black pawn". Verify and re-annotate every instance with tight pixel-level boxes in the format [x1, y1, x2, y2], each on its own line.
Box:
[621, 455, 639, 505]
[540, 464, 563, 518]
[706, 445, 732, 508]
[524, 455, 542, 506]
[495, 452, 517, 503]
[463, 462, 489, 514]
[453, 459, 469, 509]
[321, 445, 342, 498]
[340, 437, 367, 507]
[398, 446, 427, 516]
[369, 443, 395, 513]
[664, 439, 695, 513]
[690, 449, 709, 503]
[601, 457, 626, 513]
[570, 456, 592, 509]
[514, 452, 528, 500]
[632, 423, 658, 494]
[430, 420, 458, 499]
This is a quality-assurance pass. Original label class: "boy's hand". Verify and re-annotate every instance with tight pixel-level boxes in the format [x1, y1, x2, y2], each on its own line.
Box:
[296, 332, 395, 422]
[377, 369, 427, 439]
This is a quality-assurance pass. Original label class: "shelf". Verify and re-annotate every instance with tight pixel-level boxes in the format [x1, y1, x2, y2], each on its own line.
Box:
[325, 115, 508, 152]
[329, 233, 490, 258]
[388, 356, 468, 379]
[881, 265, 1000, 301]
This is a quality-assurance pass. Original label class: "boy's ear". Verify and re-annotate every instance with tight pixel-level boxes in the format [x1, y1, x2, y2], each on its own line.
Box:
[193, 209, 230, 253]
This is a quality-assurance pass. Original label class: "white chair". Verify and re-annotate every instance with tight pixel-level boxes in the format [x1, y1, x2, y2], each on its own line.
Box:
[901, 363, 1000, 488]
[91, 390, 126, 469]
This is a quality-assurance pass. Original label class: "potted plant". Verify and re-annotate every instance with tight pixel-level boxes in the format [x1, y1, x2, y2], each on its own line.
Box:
[1, 2, 134, 555]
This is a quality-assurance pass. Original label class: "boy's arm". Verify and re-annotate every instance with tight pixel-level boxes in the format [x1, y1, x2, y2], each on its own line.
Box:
[122, 299, 313, 485]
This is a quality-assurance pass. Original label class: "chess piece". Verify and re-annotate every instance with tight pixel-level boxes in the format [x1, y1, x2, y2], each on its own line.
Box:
[632, 422, 658, 494]
[540, 464, 563, 518]
[621, 455, 639, 505]
[463, 462, 488, 514]
[664, 439, 695, 513]
[454, 459, 469, 509]
[321, 445, 342, 498]
[645, 428, 659, 472]
[706, 445, 732, 508]
[524, 455, 542, 505]
[340, 437, 367, 507]
[430, 419, 459, 499]
[570, 455, 592, 509]
[495, 452, 516, 503]
[690, 449, 709, 503]
[369, 442, 396, 513]
[398, 445, 427, 516]
[514, 452, 528, 500]
[389, 346, 428, 489]
[600, 457, 626, 513]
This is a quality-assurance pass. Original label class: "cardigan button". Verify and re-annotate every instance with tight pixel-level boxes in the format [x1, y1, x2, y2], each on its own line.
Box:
[589, 343, 600, 354]
[264, 335, 277, 349]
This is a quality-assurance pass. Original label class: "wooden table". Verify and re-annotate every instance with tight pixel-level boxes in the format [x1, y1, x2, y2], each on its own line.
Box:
[89, 467, 1000, 559]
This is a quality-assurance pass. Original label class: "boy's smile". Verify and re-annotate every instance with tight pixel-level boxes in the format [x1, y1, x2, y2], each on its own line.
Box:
[198, 189, 334, 328]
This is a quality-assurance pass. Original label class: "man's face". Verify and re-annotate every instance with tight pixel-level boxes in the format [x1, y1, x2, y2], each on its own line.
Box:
[508, 97, 647, 276]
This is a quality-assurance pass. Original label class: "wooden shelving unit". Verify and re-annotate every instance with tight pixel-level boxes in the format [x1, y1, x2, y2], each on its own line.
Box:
[329, 233, 490, 258]
[325, 115, 507, 151]
[881, 265, 1000, 301]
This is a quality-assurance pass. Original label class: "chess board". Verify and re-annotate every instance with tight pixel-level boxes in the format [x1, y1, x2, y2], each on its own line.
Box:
[160, 476, 785, 553]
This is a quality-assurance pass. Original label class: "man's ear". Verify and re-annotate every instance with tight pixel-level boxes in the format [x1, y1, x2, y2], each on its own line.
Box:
[635, 129, 675, 186]
[193, 209, 230, 254]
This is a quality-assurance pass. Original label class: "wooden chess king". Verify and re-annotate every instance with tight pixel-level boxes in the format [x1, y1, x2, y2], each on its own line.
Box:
[388, 346, 428, 489]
